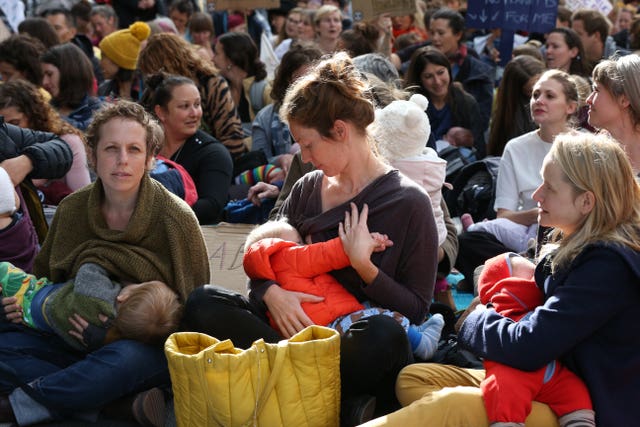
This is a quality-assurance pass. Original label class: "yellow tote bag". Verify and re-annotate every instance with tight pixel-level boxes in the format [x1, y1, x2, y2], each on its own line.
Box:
[165, 325, 341, 427]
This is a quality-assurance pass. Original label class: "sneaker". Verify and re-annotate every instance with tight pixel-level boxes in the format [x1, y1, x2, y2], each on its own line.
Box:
[132, 388, 166, 427]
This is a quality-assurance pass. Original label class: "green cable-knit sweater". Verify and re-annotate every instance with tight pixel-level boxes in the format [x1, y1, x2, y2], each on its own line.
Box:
[34, 174, 210, 305]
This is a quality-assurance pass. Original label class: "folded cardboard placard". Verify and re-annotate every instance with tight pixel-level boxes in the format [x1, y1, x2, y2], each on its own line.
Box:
[208, 0, 280, 10]
[202, 222, 257, 294]
[352, 0, 416, 22]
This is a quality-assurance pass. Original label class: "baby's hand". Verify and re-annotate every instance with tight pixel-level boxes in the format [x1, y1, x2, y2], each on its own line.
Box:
[1, 287, 22, 324]
[370, 232, 393, 252]
[509, 254, 536, 280]
[69, 313, 112, 351]
[444, 127, 473, 147]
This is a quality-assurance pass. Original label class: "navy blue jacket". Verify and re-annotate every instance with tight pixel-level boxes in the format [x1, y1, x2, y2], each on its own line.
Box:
[460, 243, 640, 427]
[62, 95, 103, 132]
[455, 54, 494, 132]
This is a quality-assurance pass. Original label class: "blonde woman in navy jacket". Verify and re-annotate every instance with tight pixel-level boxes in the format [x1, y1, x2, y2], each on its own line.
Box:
[364, 132, 640, 427]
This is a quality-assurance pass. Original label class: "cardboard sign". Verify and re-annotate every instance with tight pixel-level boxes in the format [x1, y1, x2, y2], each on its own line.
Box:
[208, 0, 280, 10]
[466, 0, 558, 33]
[352, 0, 416, 22]
[202, 222, 257, 294]
[565, 0, 612, 15]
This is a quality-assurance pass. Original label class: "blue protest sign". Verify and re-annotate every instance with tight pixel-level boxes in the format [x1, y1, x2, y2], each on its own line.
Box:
[466, 0, 558, 33]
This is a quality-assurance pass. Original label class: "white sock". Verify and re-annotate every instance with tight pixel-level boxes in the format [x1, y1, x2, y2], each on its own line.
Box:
[412, 313, 445, 360]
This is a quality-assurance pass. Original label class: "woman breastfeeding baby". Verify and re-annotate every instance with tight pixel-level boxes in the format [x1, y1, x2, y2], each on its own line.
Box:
[0, 101, 209, 426]
[184, 52, 441, 425]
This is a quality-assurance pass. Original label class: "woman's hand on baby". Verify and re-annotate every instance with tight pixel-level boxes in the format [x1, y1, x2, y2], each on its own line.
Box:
[0, 292, 22, 323]
[69, 313, 112, 350]
[264, 285, 322, 338]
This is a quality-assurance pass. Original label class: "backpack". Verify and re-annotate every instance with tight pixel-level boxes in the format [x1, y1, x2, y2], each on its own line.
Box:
[444, 156, 501, 222]
[438, 145, 477, 184]
[431, 333, 484, 369]
[151, 156, 199, 207]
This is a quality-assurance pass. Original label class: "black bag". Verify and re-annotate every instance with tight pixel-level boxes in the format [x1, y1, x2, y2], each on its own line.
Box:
[444, 156, 501, 222]
[438, 145, 477, 184]
[431, 333, 484, 369]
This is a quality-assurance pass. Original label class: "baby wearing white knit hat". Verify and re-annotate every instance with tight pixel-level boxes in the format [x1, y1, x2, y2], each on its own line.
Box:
[371, 94, 447, 245]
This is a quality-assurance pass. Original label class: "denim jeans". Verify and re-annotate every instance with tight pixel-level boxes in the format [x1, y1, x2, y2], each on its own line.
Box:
[0, 324, 169, 419]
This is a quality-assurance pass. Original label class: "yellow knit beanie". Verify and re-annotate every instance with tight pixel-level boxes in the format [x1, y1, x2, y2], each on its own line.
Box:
[99, 22, 151, 70]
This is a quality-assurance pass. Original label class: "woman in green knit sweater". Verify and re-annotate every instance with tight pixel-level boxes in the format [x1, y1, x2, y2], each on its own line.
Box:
[0, 101, 210, 426]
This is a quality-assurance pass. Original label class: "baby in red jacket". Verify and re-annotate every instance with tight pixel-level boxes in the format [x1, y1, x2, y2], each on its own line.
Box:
[478, 253, 595, 426]
[243, 217, 445, 361]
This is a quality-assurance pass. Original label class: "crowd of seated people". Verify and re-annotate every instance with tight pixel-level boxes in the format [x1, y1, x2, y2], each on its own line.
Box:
[1, 1, 639, 426]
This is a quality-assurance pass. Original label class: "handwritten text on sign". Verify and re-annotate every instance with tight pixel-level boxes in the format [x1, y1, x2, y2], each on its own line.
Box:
[466, 0, 558, 33]
[202, 223, 256, 294]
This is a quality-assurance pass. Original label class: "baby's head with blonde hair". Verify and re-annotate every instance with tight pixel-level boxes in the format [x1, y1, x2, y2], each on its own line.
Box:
[244, 219, 302, 253]
[115, 281, 182, 345]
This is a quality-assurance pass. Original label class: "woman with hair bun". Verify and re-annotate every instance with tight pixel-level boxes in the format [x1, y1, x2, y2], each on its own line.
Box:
[184, 52, 439, 425]
[337, 21, 380, 57]
[214, 31, 270, 132]
[142, 73, 233, 225]
[98, 21, 151, 102]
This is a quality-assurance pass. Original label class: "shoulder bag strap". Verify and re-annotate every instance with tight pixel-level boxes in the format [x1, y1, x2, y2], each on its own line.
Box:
[253, 340, 288, 417]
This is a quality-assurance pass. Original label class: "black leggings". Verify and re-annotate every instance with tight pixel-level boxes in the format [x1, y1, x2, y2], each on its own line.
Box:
[455, 230, 512, 285]
[183, 284, 413, 406]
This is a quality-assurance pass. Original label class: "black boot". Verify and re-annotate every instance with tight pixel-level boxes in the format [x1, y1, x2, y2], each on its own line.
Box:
[341, 394, 376, 427]
[102, 387, 166, 427]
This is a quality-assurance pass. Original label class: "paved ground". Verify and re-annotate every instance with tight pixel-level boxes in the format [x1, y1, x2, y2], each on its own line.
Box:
[0, 399, 177, 427]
